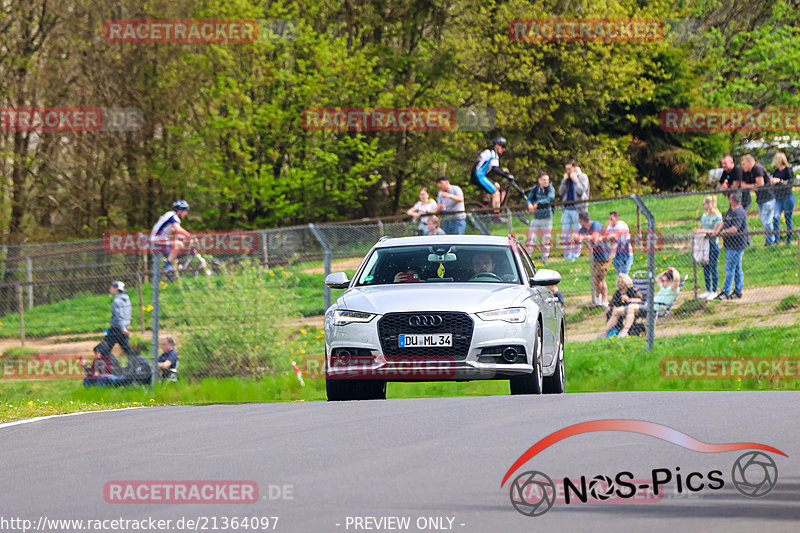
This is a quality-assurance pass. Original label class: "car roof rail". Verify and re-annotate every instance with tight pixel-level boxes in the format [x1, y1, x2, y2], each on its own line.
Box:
[378, 236, 392, 242]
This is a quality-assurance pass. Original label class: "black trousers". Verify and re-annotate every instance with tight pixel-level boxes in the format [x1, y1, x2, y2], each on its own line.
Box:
[102, 327, 137, 357]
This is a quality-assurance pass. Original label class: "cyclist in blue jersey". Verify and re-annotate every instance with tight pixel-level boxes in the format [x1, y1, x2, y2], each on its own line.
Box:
[471, 137, 514, 222]
[150, 200, 192, 271]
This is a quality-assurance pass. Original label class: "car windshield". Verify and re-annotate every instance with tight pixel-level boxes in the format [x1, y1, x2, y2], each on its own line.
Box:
[355, 244, 520, 286]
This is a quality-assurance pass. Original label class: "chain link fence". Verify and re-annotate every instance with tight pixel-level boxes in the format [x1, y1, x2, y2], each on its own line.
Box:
[1, 187, 798, 386]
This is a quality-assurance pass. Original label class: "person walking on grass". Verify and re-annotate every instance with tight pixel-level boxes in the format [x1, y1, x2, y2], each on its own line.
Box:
[100, 281, 136, 357]
[692, 195, 722, 300]
[713, 192, 750, 300]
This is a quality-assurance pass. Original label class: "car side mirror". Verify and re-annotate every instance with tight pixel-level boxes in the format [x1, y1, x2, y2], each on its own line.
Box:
[324, 272, 350, 289]
[530, 269, 561, 287]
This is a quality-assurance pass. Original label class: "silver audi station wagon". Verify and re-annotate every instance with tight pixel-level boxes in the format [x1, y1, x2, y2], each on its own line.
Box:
[324, 235, 565, 400]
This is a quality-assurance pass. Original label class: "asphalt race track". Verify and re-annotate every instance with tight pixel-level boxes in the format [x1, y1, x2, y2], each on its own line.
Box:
[2, 392, 799, 533]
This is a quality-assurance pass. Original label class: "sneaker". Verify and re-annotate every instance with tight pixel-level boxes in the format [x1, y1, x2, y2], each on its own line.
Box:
[493, 215, 508, 224]
[715, 292, 730, 300]
[731, 291, 742, 299]
[164, 263, 174, 272]
[592, 295, 599, 306]
[698, 291, 710, 300]
[705, 292, 718, 300]
[598, 301, 609, 308]
[618, 331, 628, 339]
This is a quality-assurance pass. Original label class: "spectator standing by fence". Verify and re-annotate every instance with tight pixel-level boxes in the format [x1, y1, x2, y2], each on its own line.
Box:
[693, 195, 722, 300]
[714, 192, 750, 300]
[525, 172, 556, 262]
[425, 215, 445, 235]
[101, 281, 136, 357]
[771, 152, 795, 245]
[435, 176, 466, 235]
[406, 187, 439, 235]
[605, 211, 633, 275]
[717, 154, 743, 198]
[574, 211, 610, 307]
[558, 160, 589, 260]
[741, 154, 777, 245]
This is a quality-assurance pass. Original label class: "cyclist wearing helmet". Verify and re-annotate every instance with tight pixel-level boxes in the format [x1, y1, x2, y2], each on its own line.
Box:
[150, 200, 191, 271]
[471, 137, 514, 220]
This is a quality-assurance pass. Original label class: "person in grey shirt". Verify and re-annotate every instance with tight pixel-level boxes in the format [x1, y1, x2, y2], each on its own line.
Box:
[101, 280, 137, 357]
[435, 176, 466, 234]
[558, 159, 590, 260]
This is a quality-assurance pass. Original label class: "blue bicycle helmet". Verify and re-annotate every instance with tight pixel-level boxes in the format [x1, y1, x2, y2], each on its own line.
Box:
[172, 200, 189, 211]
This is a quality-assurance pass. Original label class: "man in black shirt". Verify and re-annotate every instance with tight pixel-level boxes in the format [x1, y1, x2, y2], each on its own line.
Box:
[713, 192, 750, 300]
[717, 154, 747, 209]
[741, 154, 777, 245]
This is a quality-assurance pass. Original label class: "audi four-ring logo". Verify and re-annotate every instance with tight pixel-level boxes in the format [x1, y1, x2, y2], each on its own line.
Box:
[409, 315, 443, 327]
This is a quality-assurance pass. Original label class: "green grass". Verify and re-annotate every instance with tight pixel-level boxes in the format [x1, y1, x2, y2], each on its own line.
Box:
[2, 346, 36, 357]
[776, 294, 800, 312]
[1, 324, 796, 421]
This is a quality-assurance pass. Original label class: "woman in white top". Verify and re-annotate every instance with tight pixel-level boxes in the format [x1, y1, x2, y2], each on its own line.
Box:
[406, 187, 439, 235]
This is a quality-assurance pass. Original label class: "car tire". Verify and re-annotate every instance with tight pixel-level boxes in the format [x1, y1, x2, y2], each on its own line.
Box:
[326, 378, 386, 401]
[509, 321, 543, 395]
[543, 326, 565, 394]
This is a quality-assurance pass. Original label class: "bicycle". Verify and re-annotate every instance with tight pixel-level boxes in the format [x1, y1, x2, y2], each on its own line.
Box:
[163, 238, 225, 280]
[465, 174, 531, 226]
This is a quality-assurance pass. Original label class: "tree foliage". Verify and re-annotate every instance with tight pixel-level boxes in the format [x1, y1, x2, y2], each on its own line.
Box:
[1, 0, 798, 242]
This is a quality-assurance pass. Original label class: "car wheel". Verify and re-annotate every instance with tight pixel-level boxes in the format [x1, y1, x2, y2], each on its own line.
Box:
[543, 327, 565, 394]
[326, 378, 386, 401]
[509, 321, 543, 395]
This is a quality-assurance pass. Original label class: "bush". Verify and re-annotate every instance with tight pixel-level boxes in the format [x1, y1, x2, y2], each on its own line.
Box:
[775, 294, 800, 312]
[173, 264, 299, 380]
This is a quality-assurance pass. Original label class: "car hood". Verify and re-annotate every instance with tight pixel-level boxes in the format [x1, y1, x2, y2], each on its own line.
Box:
[337, 283, 531, 314]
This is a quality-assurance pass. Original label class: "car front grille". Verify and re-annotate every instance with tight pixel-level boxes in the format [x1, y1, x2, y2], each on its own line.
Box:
[377, 312, 474, 360]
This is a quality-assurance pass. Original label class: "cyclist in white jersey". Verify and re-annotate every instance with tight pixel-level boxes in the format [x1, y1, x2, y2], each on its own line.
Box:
[150, 200, 191, 271]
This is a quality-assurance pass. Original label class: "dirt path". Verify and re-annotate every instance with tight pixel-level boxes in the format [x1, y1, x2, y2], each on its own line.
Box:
[0, 330, 180, 357]
[301, 258, 362, 275]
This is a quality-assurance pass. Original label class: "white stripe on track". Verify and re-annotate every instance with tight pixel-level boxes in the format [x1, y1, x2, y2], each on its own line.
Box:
[0, 406, 147, 429]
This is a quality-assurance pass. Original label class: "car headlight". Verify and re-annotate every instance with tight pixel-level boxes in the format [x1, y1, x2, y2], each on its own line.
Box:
[477, 307, 527, 323]
[333, 310, 377, 326]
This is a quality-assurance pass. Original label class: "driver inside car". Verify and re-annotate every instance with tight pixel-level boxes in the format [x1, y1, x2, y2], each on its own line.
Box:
[393, 269, 421, 283]
[471, 253, 495, 277]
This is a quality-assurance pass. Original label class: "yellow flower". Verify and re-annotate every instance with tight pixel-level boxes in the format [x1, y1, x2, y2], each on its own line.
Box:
[732, 338, 737, 342]
[27, 401, 33, 406]
[700, 338, 704, 342]
[160, 281, 168, 289]
[269, 270, 275, 276]
[149, 398, 155, 403]
[299, 349, 306, 354]
[300, 329, 307, 335]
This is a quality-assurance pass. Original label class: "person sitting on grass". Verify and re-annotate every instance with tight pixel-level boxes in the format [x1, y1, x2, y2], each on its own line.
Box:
[595, 274, 643, 339]
[81, 342, 124, 387]
[157, 337, 180, 382]
[611, 267, 681, 339]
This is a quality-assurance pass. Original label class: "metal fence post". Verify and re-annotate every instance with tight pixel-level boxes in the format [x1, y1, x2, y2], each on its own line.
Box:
[692, 254, 698, 299]
[631, 195, 656, 351]
[17, 284, 25, 347]
[377, 220, 384, 238]
[506, 207, 513, 235]
[137, 273, 145, 334]
[150, 252, 160, 388]
[308, 223, 332, 311]
[25, 256, 33, 308]
[261, 230, 269, 269]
